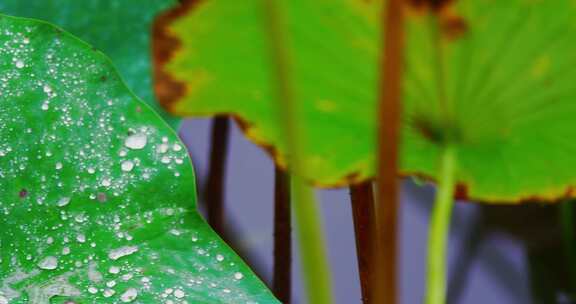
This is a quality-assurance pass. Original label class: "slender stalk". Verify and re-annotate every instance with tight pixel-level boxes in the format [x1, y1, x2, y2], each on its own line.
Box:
[375, 0, 405, 303]
[261, 1, 334, 303]
[349, 182, 376, 303]
[205, 116, 230, 234]
[426, 145, 457, 304]
[273, 167, 292, 303]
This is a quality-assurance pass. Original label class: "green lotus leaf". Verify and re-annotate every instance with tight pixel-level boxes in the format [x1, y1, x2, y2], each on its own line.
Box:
[0, 14, 277, 303]
[0, 0, 180, 128]
[155, 0, 576, 202]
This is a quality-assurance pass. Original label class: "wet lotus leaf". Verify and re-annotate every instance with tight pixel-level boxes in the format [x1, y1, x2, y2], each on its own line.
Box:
[156, 0, 576, 202]
[0, 0, 180, 128]
[0, 14, 277, 303]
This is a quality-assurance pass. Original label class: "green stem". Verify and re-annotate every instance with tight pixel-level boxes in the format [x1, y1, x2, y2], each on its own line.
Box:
[261, 1, 334, 303]
[426, 145, 457, 304]
[291, 176, 333, 304]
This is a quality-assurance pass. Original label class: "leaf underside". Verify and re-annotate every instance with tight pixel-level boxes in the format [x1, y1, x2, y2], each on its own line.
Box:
[0, 14, 277, 303]
[157, 0, 576, 203]
[0, 0, 181, 129]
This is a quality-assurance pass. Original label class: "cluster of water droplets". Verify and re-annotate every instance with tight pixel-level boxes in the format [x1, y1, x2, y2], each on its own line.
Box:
[0, 15, 274, 304]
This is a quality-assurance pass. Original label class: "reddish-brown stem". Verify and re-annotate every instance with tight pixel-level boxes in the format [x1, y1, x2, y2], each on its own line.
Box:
[375, 0, 405, 303]
[205, 116, 230, 234]
[350, 182, 376, 303]
[273, 166, 292, 303]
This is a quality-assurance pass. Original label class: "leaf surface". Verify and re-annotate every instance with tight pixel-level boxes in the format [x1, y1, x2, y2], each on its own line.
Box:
[156, 0, 576, 202]
[0, 0, 181, 128]
[0, 14, 277, 303]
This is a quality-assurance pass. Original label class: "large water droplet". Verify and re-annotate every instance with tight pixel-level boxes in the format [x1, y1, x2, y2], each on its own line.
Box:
[38, 256, 58, 270]
[124, 133, 147, 150]
[108, 246, 138, 260]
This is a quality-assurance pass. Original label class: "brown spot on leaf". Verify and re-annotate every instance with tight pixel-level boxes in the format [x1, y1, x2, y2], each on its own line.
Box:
[152, 0, 199, 111]
[407, 0, 455, 12]
[407, 0, 468, 40]
[97, 192, 107, 203]
[439, 10, 468, 40]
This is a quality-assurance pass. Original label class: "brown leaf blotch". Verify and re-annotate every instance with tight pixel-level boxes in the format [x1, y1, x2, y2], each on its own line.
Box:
[407, 0, 455, 12]
[439, 12, 468, 40]
[152, 0, 200, 112]
[407, 0, 468, 40]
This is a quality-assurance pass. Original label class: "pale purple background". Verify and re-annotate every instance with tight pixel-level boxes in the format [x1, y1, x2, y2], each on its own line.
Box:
[179, 118, 532, 304]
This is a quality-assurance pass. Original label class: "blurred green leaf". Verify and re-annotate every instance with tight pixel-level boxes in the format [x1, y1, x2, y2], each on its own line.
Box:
[0, 14, 277, 303]
[402, 0, 576, 202]
[157, 0, 576, 202]
[155, 0, 381, 187]
[0, 0, 181, 128]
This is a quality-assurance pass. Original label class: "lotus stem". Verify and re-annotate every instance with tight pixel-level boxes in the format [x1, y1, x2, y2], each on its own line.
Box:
[426, 145, 457, 304]
[261, 1, 334, 303]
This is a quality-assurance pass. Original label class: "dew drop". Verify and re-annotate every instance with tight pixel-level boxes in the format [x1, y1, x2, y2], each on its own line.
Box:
[121, 160, 134, 172]
[38, 256, 58, 270]
[157, 143, 169, 154]
[234, 272, 244, 280]
[108, 246, 139, 260]
[57, 197, 71, 207]
[103, 289, 115, 297]
[125, 133, 147, 150]
[15, 60, 24, 69]
[174, 289, 185, 298]
[76, 233, 86, 243]
[120, 288, 138, 302]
